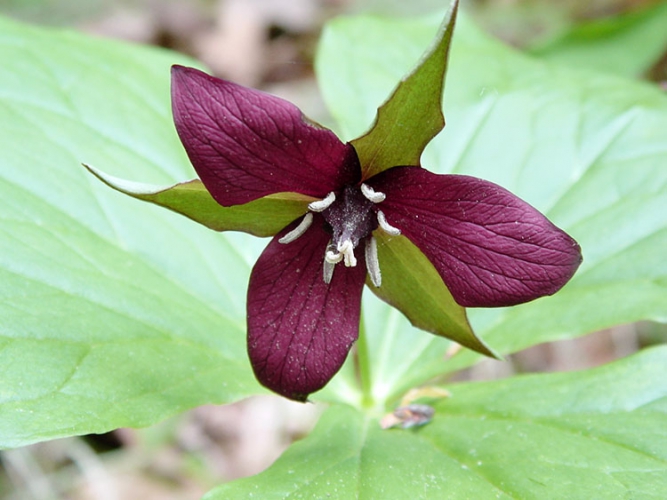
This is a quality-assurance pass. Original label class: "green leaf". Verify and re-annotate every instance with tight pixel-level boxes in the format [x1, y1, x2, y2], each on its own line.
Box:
[368, 233, 495, 358]
[206, 347, 667, 499]
[317, 12, 667, 394]
[0, 16, 267, 448]
[529, 2, 667, 78]
[84, 165, 311, 237]
[343, 1, 457, 179]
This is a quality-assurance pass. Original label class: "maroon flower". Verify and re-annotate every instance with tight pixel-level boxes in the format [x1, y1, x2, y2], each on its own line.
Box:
[171, 65, 582, 401]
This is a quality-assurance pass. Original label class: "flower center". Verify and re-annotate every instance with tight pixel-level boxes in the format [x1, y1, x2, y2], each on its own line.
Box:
[278, 183, 401, 286]
[321, 185, 377, 263]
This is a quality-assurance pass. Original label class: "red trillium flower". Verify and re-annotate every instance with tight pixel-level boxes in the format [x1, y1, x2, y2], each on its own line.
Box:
[170, 65, 582, 402]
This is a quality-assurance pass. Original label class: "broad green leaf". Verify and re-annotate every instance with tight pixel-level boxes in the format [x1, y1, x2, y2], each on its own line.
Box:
[347, 0, 456, 179]
[84, 165, 311, 237]
[0, 16, 267, 448]
[530, 2, 667, 78]
[207, 346, 667, 499]
[317, 12, 667, 401]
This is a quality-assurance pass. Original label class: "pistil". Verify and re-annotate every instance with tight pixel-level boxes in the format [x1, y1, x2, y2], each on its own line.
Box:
[325, 239, 357, 267]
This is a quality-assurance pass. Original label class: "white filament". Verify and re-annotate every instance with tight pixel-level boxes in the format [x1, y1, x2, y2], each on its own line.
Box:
[278, 213, 313, 244]
[308, 191, 336, 212]
[360, 183, 386, 203]
[323, 258, 335, 284]
[365, 237, 381, 287]
[377, 210, 401, 236]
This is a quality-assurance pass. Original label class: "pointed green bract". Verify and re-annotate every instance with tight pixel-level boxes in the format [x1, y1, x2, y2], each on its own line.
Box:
[84, 165, 311, 237]
[205, 347, 667, 499]
[348, 0, 458, 179]
[368, 232, 496, 359]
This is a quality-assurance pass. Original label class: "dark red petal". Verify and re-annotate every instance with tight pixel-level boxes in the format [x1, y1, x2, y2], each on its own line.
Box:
[369, 167, 582, 307]
[171, 66, 359, 206]
[247, 216, 366, 401]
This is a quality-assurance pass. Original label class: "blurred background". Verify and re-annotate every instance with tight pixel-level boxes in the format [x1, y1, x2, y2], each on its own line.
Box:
[1, 0, 666, 498]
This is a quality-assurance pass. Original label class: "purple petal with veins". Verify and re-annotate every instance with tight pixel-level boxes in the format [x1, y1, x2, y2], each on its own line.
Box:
[171, 65, 360, 206]
[369, 166, 582, 307]
[247, 215, 367, 401]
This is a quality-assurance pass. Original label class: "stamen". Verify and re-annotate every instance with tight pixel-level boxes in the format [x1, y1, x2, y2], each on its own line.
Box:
[365, 237, 381, 287]
[361, 183, 386, 203]
[278, 213, 313, 244]
[377, 210, 401, 236]
[338, 239, 357, 267]
[308, 191, 336, 212]
[323, 258, 335, 284]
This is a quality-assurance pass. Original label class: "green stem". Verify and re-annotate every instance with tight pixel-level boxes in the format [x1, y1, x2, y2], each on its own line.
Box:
[356, 313, 374, 409]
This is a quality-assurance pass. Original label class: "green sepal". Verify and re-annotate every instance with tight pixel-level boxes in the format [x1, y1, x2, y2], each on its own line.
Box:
[350, 0, 458, 180]
[368, 232, 497, 359]
[84, 164, 312, 237]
